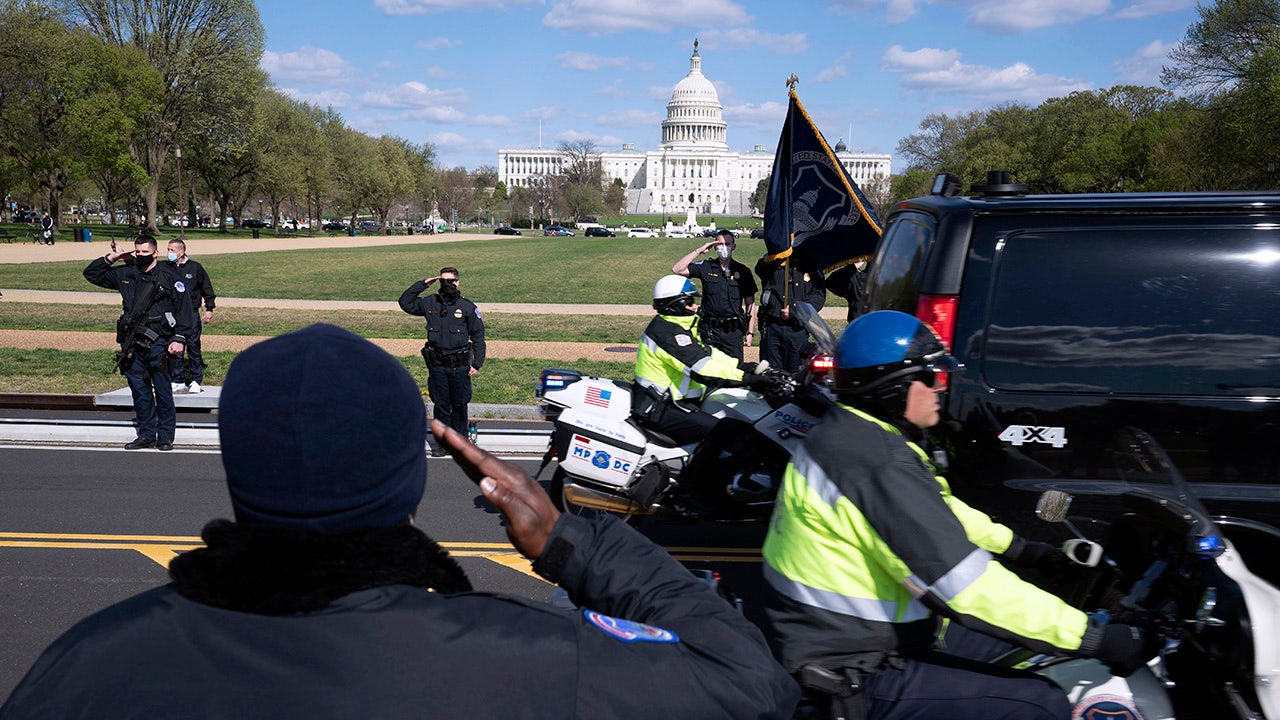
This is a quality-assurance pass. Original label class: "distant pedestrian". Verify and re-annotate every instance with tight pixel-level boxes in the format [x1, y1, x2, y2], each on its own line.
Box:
[40, 212, 54, 245]
[166, 239, 217, 393]
[399, 267, 486, 455]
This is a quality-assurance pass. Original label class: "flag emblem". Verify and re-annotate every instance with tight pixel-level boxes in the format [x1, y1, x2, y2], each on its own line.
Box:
[585, 386, 612, 408]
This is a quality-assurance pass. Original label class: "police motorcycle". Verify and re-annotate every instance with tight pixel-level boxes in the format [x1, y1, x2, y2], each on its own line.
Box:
[533, 302, 836, 525]
[1002, 427, 1280, 720]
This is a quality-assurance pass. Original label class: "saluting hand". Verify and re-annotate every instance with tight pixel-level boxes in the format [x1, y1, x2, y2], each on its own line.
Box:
[431, 419, 560, 559]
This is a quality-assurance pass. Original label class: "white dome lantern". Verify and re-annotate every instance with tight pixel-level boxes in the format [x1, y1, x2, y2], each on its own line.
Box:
[660, 39, 727, 150]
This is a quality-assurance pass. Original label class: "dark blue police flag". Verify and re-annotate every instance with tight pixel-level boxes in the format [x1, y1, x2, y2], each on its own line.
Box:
[762, 86, 882, 285]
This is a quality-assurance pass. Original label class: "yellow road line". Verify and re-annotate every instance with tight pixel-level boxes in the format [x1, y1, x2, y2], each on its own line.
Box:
[0, 534, 760, 578]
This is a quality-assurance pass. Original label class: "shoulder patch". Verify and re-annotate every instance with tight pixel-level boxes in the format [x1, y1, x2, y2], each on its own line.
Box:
[583, 610, 679, 644]
[675, 333, 694, 346]
[174, 281, 186, 293]
[474, 307, 482, 318]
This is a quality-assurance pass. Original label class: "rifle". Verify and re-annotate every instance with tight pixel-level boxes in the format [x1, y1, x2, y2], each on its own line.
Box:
[113, 278, 167, 375]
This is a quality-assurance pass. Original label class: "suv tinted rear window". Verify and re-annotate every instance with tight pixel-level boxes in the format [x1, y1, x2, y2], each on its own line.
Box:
[863, 211, 934, 312]
[984, 227, 1280, 396]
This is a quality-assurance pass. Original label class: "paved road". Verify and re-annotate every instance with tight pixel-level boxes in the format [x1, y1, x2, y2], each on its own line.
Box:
[0, 443, 768, 700]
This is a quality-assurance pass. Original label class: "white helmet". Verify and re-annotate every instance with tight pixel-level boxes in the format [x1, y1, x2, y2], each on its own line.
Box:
[653, 274, 699, 315]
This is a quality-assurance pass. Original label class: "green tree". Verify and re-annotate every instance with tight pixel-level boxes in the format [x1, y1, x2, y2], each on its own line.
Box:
[0, 5, 159, 228]
[603, 177, 625, 214]
[63, 0, 265, 233]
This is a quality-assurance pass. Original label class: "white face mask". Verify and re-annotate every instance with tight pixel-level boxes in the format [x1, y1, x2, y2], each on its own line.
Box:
[716, 244, 732, 259]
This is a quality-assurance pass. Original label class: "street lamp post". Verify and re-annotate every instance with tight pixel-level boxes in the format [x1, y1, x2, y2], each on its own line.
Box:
[175, 146, 186, 240]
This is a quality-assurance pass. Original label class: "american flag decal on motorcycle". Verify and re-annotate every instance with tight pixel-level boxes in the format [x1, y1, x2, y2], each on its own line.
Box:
[585, 386, 612, 408]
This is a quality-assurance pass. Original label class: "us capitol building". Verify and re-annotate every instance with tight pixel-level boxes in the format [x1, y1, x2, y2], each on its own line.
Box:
[497, 42, 891, 216]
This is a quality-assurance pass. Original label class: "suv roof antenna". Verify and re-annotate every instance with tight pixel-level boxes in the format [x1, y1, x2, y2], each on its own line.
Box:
[970, 170, 1028, 197]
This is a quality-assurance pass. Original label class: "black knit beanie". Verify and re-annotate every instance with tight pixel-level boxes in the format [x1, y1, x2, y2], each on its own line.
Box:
[218, 323, 427, 533]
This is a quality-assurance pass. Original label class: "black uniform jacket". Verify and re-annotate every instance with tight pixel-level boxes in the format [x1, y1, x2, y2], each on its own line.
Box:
[83, 256, 197, 344]
[0, 515, 799, 720]
[754, 258, 826, 319]
[687, 258, 757, 320]
[170, 258, 217, 312]
[399, 280, 486, 368]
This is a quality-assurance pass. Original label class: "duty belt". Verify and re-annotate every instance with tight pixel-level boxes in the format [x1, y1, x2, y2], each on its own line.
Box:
[433, 352, 469, 368]
[700, 314, 742, 331]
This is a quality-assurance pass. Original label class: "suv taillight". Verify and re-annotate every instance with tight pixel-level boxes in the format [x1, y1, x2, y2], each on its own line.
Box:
[915, 294, 958, 388]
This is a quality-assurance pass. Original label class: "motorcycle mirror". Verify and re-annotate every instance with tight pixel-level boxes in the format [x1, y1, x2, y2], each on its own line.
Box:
[1035, 491, 1072, 523]
[1062, 538, 1103, 567]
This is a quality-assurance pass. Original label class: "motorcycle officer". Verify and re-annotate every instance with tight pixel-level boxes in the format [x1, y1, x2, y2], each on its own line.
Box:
[760, 310, 1159, 720]
[632, 275, 782, 448]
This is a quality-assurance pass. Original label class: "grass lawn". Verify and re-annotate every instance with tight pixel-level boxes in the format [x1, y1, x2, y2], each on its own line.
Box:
[0, 235, 847, 309]
[0, 347, 633, 405]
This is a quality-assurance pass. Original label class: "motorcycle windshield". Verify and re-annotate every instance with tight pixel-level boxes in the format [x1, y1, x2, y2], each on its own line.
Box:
[792, 301, 837, 356]
[1112, 427, 1226, 558]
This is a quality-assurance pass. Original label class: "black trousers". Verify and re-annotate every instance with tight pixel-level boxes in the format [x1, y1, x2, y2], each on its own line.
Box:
[699, 323, 745, 361]
[861, 626, 1069, 720]
[427, 363, 472, 435]
[760, 321, 808, 374]
[636, 398, 719, 447]
[176, 318, 204, 384]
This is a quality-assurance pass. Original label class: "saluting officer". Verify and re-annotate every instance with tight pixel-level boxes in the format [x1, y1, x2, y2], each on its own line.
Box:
[672, 229, 757, 361]
[83, 235, 197, 451]
[755, 255, 826, 373]
[399, 267, 486, 455]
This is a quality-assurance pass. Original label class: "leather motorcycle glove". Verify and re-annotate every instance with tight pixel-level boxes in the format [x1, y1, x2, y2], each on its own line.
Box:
[742, 372, 776, 391]
[1006, 537, 1069, 575]
[1093, 623, 1160, 677]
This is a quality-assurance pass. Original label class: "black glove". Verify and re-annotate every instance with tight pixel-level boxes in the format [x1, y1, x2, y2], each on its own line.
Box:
[1094, 623, 1160, 677]
[742, 372, 776, 391]
[1006, 537, 1072, 576]
[741, 361, 759, 374]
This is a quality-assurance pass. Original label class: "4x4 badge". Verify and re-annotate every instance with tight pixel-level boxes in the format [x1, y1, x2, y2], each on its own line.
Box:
[998, 425, 1068, 448]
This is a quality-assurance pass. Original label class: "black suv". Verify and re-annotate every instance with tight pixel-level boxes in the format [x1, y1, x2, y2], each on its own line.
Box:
[861, 172, 1280, 552]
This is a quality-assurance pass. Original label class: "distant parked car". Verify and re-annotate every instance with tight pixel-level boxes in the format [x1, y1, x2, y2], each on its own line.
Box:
[627, 227, 660, 238]
[665, 229, 692, 239]
[700, 228, 737, 238]
[584, 226, 615, 237]
[357, 220, 381, 232]
[322, 220, 349, 231]
[241, 218, 270, 229]
[544, 225, 575, 236]
[493, 225, 522, 235]
[750, 227, 766, 239]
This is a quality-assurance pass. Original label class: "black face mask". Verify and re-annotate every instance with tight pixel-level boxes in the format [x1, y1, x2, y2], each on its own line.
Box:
[439, 280, 460, 300]
[133, 253, 155, 269]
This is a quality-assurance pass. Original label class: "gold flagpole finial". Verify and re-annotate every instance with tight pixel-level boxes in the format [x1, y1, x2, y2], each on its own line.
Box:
[785, 74, 799, 89]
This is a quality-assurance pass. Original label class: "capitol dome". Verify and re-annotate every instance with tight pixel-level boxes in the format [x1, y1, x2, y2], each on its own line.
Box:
[661, 40, 727, 150]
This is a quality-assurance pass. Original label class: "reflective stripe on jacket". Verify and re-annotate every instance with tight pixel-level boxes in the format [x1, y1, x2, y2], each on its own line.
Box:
[633, 313, 744, 401]
[761, 403, 1093, 672]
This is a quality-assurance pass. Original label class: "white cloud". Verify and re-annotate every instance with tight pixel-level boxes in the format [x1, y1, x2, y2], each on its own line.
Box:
[1113, 0, 1195, 19]
[557, 52, 633, 72]
[596, 109, 664, 127]
[260, 47, 355, 83]
[472, 114, 516, 127]
[526, 106, 561, 121]
[403, 106, 467, 123]
[815, 51, 854, 83]
[697, 28, 808, 53]
[1112, 40, 1173, 84]
[881, 44, 1091, 102]
[277, 87, 351, 109]
[822, 0, 925, 23]
[543, 0, 749, 33]
[427, 131, 469, 147]
[375, 0, 538, 14]
[357, 81, 468, 110]
[648, 85, 675, 101]
[722, 100, 788, 134]
[415, 37, 460, 51]
[426, 65, 461, 80]
[596, 79, 628, 97]
[968, 0, 1110, 32]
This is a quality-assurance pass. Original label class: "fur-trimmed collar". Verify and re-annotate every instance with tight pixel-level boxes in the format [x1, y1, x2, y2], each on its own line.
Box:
[169, 519, 472, 615]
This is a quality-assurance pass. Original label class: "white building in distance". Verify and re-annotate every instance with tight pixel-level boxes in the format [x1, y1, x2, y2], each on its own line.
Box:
[497, 41, 891, 217]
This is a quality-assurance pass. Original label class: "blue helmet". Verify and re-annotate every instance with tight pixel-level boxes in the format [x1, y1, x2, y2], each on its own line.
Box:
[834, 311, 961, 411]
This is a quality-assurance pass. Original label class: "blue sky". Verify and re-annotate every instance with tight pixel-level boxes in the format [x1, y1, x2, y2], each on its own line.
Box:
[257, 0, 1201, 174]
